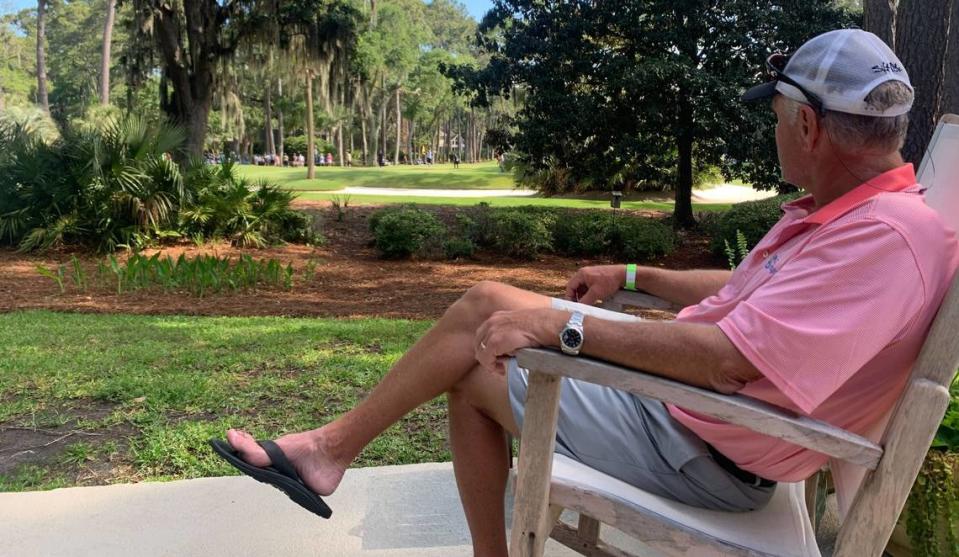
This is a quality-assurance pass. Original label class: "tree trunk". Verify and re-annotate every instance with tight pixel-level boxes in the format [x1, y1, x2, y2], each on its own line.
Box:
[445, 118, 451, 161]
[674, 93, 695, 229]
[394, 87, 401, 164]
[306, 71, 316, 179]
[409, 119, 415, 162]
[348, 82, 357, 162]
[153, 2, 222, 158]
[277, 79, 285, 160]
[944, 0, 959, 115]
[337, 127, 344, 165]
[864, 0, 898, 49]
[36, 0, 50, 113]
[277, 110, 285, 160]
[361, 116, 369, 166]
[99, 0, 116, 105]
[896, 0, 953, 165]
[264, 82, 276, 156]
[380, 87, 388, 158]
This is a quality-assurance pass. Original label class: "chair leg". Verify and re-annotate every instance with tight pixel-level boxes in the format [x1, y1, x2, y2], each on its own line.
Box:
[577, 514, 601, 544]
[509, 371, 563, 557]
[548, 504, 564, 527]
[805, 471, 820, 533]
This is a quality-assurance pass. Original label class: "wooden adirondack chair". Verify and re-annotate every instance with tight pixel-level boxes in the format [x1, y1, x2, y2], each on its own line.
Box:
[509, 114, 959, 557]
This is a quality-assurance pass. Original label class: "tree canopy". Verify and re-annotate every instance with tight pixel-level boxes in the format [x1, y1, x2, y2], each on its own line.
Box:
[452, 0, 856, 226]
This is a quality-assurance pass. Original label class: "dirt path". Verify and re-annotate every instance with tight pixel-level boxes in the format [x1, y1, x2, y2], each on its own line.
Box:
[0, 205, 722, 320]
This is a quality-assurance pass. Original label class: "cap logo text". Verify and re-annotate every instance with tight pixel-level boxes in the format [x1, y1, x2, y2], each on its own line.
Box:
[872, 62, 904, 74]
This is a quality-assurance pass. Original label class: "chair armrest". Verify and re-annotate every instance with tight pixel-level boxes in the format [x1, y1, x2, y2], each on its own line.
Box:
[600, 290, 684, 313]
[515, 347, 882, 469]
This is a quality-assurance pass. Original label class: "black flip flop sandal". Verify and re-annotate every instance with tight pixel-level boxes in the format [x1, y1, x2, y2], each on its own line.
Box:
[209, 439, 333, 519]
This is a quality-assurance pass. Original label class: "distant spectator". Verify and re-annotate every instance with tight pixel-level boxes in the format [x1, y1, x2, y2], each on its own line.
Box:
[452, 153, 460, 169]
[346, 152, 352, 167]
[426, 149, 433, 165]
[326, 152, 334, 166]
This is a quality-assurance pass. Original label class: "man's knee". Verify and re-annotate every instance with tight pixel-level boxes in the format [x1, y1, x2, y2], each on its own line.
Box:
[447, 280, 509, 320]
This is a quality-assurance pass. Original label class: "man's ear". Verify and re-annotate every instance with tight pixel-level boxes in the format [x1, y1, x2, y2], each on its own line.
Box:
[798, 104, 823, 152]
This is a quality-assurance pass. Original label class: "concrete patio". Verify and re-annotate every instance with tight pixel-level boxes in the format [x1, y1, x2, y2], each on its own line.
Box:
[0, 462, 671, 557]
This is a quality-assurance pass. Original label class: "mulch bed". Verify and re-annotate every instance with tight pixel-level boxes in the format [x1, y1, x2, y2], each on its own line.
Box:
[0, 203, 724, 320]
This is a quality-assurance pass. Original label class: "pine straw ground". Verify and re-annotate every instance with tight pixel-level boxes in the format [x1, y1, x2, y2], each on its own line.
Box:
[0, 203, 723, 320]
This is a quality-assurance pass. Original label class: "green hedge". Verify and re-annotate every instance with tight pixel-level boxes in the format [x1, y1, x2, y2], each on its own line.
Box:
[707, 193, 803, 257]
[369, 206, 445, 259]
[369, 204, 676, 261]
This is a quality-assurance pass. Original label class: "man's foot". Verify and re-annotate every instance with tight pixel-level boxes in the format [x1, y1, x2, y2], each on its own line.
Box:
[226, 428, 346, 496]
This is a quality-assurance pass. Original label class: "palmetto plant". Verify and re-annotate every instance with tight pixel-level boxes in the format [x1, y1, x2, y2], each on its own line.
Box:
[180, 161, 311, 248]
[2, 115, 314, 253]
[0, 115, 186, 252]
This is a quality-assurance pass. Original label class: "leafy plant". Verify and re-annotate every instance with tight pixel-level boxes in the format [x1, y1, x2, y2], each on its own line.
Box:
[487, 209, 554, 259]
[708, 194, 802, 258]
[723, 230, 750, 270]
[70, 256, 87, 292]
[303, 259, 319, 282]
[329, 194, 351, 222]
[35, 264, 65, 294]
[444, 237, 475, 259]
[905, 377, 959, 556]
[0, 118, 318, 253]
[369, 206, 445, 259]
[61, 442, 94, 465]
[180, 162, 317, 247]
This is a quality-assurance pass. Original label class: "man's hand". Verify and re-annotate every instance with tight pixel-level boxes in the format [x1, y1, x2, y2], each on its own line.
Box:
[565, 265, 626, 306]
[474, 308, 568, 374]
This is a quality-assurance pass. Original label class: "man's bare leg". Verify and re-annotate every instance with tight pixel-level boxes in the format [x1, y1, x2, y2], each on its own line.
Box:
[226, 281, 549, 497]
[448, 364, 519, 557]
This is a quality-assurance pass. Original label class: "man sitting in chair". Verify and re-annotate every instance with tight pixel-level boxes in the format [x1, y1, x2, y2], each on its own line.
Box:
[212, 30, 959, 557]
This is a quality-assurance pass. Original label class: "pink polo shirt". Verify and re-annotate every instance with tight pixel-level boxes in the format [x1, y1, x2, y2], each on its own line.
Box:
[668, 164, 959, 482]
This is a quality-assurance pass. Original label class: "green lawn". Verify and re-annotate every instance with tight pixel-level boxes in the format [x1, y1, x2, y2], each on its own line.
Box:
[238, 161, 735, 212]
[238, 161, 517, 191]
[295, 191, 732, 212]
[0, 311, 440, 491]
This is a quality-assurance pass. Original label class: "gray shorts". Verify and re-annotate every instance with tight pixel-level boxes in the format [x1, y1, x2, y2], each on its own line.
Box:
[507, 299, 775, 512]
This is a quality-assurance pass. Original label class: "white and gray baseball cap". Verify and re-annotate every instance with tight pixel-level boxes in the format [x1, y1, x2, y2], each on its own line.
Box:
[742, 29, 913, 117]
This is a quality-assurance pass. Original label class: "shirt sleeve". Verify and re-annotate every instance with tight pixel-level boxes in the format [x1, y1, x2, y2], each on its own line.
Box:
[717, 218, 924, 414]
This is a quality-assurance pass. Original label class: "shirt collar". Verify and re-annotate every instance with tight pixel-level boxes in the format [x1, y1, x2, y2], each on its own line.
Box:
[781, 164, 919, 226]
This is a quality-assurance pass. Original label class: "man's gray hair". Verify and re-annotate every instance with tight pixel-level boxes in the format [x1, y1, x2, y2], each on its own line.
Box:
[787, 80, 912, 154]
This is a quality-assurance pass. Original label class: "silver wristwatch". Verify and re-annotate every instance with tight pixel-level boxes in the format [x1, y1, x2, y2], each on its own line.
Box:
[559, 311, 585, 356]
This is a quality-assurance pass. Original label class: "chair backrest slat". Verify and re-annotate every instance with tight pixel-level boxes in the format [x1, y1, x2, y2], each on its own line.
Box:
[832, 115, 959, 555]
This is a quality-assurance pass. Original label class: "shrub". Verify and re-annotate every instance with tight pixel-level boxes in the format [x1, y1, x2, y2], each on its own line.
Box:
[550, 210, 675, 261]
[609, 216, 675, 261]
[444, 237, 475, 259]
[487, 209, 554, 259]
[369, 206, 446, 259]
[0, 115, 185, 252]
[180, 162, 319, 248]
[708, 193, 802, 257]
[552, 211, 612, 256]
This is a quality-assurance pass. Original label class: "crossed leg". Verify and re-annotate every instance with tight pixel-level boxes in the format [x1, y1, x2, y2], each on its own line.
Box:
[227, 281, 553, 557]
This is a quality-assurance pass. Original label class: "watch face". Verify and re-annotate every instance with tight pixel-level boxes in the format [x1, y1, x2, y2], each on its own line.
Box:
[562, 328, 583, 349]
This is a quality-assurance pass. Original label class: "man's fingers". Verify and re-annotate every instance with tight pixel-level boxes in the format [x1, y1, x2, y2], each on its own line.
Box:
[565, 275, 581, 300]
[578, 287, 600, 306]
[475, 318, 493, 353]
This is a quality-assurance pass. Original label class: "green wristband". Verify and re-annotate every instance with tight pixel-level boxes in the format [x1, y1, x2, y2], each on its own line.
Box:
[625, 264, 637, 291]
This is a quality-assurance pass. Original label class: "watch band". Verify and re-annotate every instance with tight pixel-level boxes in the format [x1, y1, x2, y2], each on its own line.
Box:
[569, 311, 584, 327]
[625, 264, 637, 291]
